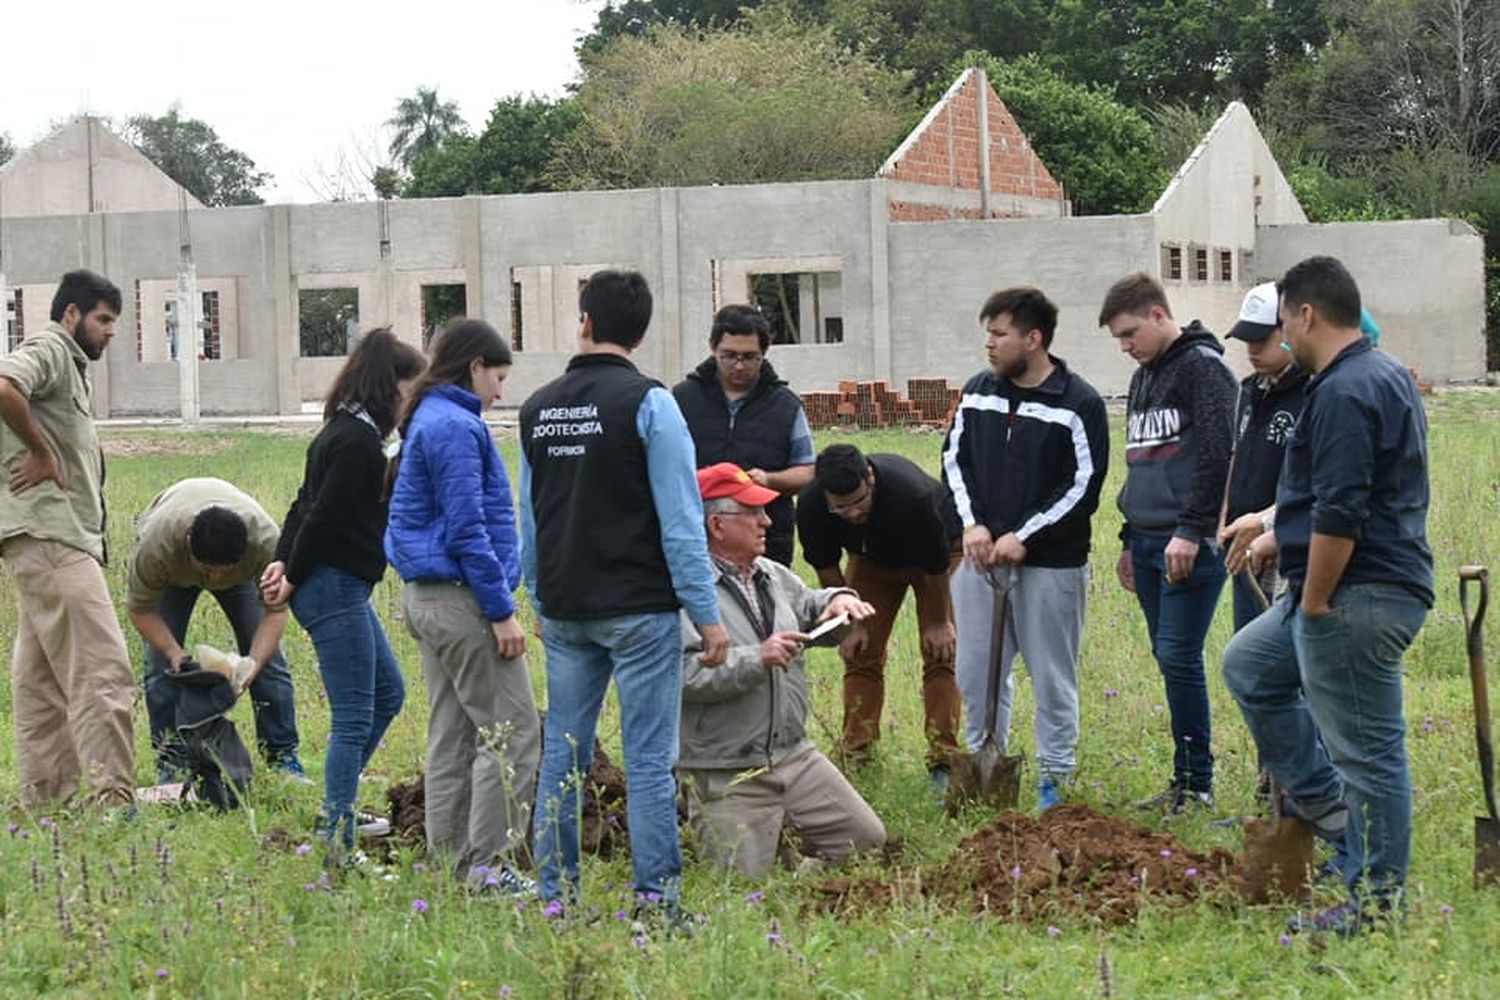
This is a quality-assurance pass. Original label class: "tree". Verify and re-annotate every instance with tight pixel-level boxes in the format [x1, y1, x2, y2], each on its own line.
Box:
[964, 52, 1166, 215]
[580, 0, 751, 55]
[559, 9, 916, 190]
[0, 132, 13, 167]
[125, 108, 270, 206]
[386, 87, 465, 169]
[404, 96, 581, 198]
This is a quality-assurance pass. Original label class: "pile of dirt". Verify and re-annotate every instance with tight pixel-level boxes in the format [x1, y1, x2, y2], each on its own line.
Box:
[818, 804, 1239, 924]
[385, 737, 631, 859]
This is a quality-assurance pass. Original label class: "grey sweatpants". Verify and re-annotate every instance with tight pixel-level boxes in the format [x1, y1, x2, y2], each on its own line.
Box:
[402, 582, 541, 885]
[950, 561, 1088, 779]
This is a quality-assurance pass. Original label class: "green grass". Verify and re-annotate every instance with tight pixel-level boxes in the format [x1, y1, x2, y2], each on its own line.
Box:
[0, 392, 1497, 997]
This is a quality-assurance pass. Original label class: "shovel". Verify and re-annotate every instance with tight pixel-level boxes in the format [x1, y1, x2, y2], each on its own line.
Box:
[1460, 565, 1500, 885]
[945, 564, 1023, 816]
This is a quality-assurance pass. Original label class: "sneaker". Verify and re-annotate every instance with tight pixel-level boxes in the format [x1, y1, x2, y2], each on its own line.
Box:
[630, 900, 694, 940]
[317, 810, 392, 838]
[472, 864, 536, 898]
[1037, 777, 1063, 813]
[1286, 899, 1370, 938]
[1132, 783, 1214, 815]
[275, 757, 314, 785]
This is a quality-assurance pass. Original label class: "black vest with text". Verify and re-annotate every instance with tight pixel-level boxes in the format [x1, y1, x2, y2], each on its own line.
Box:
[520, 353, 678, 620]
[672, 357, 800, 565]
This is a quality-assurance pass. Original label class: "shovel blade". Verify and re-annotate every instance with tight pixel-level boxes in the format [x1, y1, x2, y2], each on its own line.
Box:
[1477, 817, 1500, 886]
[942, 744, 1023, 815]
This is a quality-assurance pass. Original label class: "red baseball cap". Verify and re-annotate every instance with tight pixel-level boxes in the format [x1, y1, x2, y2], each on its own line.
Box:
[696, 462, 779, 507]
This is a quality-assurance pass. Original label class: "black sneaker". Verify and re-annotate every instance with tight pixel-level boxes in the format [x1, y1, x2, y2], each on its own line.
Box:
[1132, 783, 1214, 815]
[316, 810, 392, 838]
[630, 900, 694, 940]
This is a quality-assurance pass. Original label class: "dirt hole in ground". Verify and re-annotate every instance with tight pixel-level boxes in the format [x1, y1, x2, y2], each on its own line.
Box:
[384, 731, 631, 862]
[816, 804, 1257, 924]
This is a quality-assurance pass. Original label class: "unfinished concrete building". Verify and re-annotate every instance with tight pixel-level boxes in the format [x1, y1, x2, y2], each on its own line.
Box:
[0, 83, 1486, 419]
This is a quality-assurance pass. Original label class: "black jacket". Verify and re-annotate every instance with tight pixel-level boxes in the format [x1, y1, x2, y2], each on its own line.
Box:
[940, 357, 1109, 568]
[1118, 322, 1237, 543]
[277, 410, 391, 586]
[1275, 338, 1433, 607]
[1225, 363, 1308, 522]
[672, 357, 804, 565]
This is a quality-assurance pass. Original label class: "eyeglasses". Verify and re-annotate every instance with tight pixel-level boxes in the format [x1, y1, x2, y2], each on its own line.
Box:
[716, 350, 764, 367]
[826, 487, 871, 514]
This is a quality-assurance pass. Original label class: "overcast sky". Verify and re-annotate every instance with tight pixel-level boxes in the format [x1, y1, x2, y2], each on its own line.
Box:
[2, 0, 606, 203]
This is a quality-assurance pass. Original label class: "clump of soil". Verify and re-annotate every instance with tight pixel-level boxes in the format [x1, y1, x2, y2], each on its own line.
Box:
[385, 735, 631, 859]
[818, 804, 1238, 924]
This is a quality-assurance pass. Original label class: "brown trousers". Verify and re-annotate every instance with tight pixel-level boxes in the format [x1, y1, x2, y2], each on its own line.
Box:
[682, 744, 885, 878]
[3, 536, 136, 807]
[841, 554, 961, 766]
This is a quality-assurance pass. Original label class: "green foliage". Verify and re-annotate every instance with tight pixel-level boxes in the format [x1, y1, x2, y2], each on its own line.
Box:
[963, 52, 1166, 215]
[297, 288, 359, 357]
[124, 108, 270, 207]
[385, 87, 465, 170]
[1, 402, 1499, 994]
[0, 132, 13, 167]
[559, 9, 916, 189]
[403, 96, 582, 198]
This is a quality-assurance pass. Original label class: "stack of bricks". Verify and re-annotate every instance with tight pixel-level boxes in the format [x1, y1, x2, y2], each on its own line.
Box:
[801, 379, 961, 430]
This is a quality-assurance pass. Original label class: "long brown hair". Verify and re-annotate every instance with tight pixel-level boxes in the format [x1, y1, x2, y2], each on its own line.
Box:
[324, 328, 426, 437]
[396, 318, 512, 440]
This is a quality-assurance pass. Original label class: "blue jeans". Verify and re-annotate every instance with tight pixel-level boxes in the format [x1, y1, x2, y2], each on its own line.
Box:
[291, 566, 405, 849]
[143, 580, 301, 780]
[1129, 533, 1227, 792]
[532, 611, 683, 903]
[1223, 585, 1426, 900]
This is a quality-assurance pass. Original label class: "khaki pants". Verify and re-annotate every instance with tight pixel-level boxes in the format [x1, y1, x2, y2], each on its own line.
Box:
[3, 536, 135, 807]
[683, 744, 885, 878]
[402, 582, 540, 884]
[841, 554, 962, 766]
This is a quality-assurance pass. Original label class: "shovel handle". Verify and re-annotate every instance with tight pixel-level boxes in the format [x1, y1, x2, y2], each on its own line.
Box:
[1459, 566, 1496, 822]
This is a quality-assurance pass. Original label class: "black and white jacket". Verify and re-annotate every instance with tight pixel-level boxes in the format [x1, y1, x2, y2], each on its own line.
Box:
[940, 357, 1109, 568]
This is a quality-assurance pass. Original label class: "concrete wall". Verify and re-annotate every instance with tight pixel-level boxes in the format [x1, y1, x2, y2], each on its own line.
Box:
[0, 119, 203, 217]
[1257, 219, 1488, 382]
[0, 170, 1487, 417]
[887, 214, 1159, 395]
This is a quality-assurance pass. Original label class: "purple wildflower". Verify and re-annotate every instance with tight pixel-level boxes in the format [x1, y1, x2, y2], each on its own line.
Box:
[745, 890, 764, 904]
[1104, 688, 1119, 699]
[1439, 903, 1454, 915]
[1160, 849, 1171, 858]
[155, 969, 169, 980]
[38, 817, 53, 830]
[1185, 867, 1198, 878]
[614, 909, 629, 922]
[499, 988, 513, 998]
[633, 933, 648, 950]
[411, 898, 429, 914]
[294, 843, 312, 857]
[1010, 865, 1022, 879]
[411, 862, 426, 873]
[1047, 926, 1061, 939]
[866, 947, 879, 957]
[303, 882, 318, 891]
[543, 899, 564, 918]
[5, 823, 16, 835]
[1278, 934, 1292, 947]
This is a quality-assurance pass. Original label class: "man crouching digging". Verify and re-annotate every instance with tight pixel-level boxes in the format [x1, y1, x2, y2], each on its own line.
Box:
[680, 462, 883, 877]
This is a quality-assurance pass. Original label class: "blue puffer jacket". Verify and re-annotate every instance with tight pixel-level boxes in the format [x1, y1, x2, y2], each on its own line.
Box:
[385, 384, 519, 621]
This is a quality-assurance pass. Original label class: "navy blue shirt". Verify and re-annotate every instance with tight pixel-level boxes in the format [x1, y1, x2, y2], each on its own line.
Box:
[1275, 337, 1434, 606]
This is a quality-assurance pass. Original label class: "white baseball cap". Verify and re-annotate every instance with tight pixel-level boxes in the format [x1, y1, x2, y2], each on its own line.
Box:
[1227, 281, 1280, 342]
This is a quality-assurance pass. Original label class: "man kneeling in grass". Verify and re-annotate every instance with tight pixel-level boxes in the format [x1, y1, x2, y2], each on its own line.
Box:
[679, 462, 882, 878]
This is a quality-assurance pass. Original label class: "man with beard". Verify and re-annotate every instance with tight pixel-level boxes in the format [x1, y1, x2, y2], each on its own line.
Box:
[672, 305, 814, 566]
[0, 270, 135, 809]
[1223, 256, 1432, 936]
[942, 287, 1109, 811]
